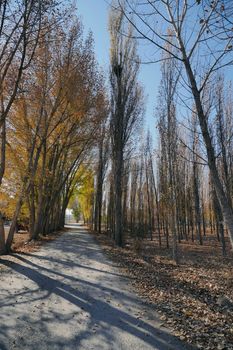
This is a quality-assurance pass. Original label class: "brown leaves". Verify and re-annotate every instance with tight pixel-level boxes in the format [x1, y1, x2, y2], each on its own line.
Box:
[96, 233, 233, 350]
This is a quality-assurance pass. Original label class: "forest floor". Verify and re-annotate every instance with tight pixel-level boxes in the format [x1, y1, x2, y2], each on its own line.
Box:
[94, 232, 233, 350]
[0, 224, 193, 350]
[3, 228, 65, 254]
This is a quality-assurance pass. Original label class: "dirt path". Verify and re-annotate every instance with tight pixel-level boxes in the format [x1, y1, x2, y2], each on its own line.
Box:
[0, 225, 195, 350]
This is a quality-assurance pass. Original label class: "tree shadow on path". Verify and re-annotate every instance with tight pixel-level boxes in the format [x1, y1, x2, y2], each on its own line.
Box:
[0, 227, 196, 350]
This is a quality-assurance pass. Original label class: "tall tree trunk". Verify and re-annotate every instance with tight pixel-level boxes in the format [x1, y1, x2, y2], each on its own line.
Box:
[146, 162, 153, 240]
[0, 212, 6, 254]
[183, 56, 233, 249]
[0, 118, 6, 186]
[193, 162, 203, 245]
[5, 193, 25, 252]
[94, 139, 104, 233]
[33, 142, 46, 239]
[28, 184, 36, 239]
[213, 187, 226, 256]
[114, 151, 123, 246]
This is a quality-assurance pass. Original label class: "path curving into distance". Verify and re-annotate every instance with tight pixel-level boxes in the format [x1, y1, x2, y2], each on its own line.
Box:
[0, 224, 195, 350]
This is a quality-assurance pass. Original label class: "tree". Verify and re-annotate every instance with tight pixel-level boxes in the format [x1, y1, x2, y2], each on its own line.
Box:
[1, 13, 107, 253]
[119, 0, 233, 249]
[109, 2, 143, 246]
[0, 0, 63, 186]
[76, 168, 95, 225]
[191, 113, 203, 245]
[94, 122, 109, 233]
[157, 46, 180, 262]
[0, 1, 71, 253]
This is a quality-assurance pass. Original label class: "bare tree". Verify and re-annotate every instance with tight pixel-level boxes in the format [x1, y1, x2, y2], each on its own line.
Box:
[94, 122, 109, 233]
[157, 47, 180, 262]
[119, 0, 233, 248]
[191, 113, 203, 245]
[109, 2, 143, 246]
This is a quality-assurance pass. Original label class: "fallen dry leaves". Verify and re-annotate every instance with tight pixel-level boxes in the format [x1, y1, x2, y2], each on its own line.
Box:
[95, 232, 233, 350]
[11, 229, 66, 254]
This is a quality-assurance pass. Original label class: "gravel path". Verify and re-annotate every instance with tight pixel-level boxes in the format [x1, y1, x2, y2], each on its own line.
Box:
[0, 225, 195, 350]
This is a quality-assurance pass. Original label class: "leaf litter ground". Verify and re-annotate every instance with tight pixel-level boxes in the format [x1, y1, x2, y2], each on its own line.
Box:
[94, 232, 233, 350]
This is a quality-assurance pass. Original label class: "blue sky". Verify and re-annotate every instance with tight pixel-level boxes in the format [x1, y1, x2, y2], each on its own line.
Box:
[75, 1, 233, 142]
[76, 0, 159, 134]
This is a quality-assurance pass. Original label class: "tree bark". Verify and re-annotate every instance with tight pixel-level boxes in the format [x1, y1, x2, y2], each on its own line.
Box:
[114, 150, 123, 246]
[0, 118, 6, 186]
[0, 212, 6, 254]
[5, 193, 24, 252]
[182, 55, 233, 249]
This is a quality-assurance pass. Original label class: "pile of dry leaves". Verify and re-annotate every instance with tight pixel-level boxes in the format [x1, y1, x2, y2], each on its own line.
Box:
[95, 233, 233, 350]
[12, 229, 65, 254]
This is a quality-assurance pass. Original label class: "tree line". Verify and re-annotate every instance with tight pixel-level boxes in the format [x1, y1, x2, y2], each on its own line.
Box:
[0, 1, 108, 253]
[90, 0, 233, 263]
[1, 0, 233, 263]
